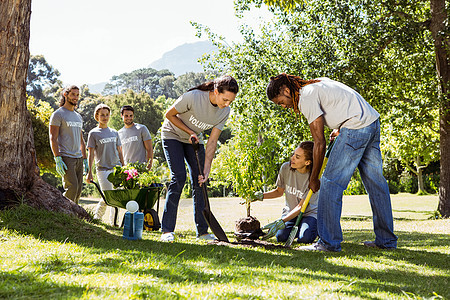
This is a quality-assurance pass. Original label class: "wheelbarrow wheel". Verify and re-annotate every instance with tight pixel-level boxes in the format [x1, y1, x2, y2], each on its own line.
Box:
[143, 208, 161, 231]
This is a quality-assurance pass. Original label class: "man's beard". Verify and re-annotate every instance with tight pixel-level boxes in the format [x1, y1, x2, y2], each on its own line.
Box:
[66, 98, 77, 106]
[124, 120, 133, 126]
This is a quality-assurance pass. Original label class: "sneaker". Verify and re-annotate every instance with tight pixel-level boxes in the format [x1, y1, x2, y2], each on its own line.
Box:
[298, 242, 330, 252]
[363, 241, 395, 250]
[161, 232, 175, 242]
[197, 233, 217, 241]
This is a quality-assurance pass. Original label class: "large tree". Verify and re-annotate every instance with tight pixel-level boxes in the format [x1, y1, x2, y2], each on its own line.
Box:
[0, 0, 89, 218]
[206, 0, 449, 216]
[27, 54, 61, 104]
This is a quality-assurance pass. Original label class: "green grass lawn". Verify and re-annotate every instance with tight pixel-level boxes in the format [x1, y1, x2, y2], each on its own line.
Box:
[0, 193, 448, 299]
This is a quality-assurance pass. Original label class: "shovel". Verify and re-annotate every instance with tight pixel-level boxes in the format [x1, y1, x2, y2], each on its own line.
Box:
[284, 138, 336, 247]
[191, 138, 229, 242]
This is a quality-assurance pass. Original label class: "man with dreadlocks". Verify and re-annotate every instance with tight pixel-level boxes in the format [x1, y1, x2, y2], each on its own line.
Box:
[266, 74, 397, 252]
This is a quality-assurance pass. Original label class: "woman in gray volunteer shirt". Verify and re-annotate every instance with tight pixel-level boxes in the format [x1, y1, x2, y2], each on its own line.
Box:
[160, 75, 239, 242]
[86, 104, 124, 226]
[252, 141, 318, 243]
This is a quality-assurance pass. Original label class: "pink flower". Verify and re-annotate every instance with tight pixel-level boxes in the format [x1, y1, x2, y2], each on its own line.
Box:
[124, 169, 138, 181]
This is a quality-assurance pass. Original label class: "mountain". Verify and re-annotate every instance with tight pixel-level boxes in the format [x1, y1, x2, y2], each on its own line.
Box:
[88, 41, 217, 93]
[88, 81, 107, 94]
[148, 40, 218, 76]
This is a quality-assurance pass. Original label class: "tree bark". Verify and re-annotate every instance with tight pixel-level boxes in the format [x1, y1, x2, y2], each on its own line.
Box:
[0, 0, 90, 219]
[413, 156, 426, 194]
[429, 0, 450, 217]
[417, 167, 425, 194]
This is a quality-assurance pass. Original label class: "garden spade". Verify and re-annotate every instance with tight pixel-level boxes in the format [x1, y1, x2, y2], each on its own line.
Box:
[284, 138, 336, 247]
[191, 138, 229, 242]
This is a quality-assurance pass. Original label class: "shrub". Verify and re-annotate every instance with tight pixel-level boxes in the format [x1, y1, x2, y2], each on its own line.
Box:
[343, 170, 367, 195]
[424, 172, 439, 194]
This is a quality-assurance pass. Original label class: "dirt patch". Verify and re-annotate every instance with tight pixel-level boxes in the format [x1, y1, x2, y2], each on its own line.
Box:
[210, 238, 289, 250]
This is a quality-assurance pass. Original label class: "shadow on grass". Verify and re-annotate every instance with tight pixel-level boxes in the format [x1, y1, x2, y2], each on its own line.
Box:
[0, 271, 86, 299]
[343, 215, 436, 221]
[1, 205, 449, 299]
[0, 269, 183, 299]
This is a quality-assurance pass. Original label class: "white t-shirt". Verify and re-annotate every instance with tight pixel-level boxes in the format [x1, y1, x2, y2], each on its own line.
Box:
[276, 162, 318, 218]
[49, 107, 83, 158]
[161, 90, 230, 144]
[299, 77, 380, 129]
[118, 123, 151, 165]
[87, 127, 122, 171]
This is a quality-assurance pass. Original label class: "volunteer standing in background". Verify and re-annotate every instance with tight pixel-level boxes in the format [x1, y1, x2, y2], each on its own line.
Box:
[86, 104, 124, 226]
[118, 105, 153, 168]
[160, 75, 239, 242]
[49, 85, 88, 204]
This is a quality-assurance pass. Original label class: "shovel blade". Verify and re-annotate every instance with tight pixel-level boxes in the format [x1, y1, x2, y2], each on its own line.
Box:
[202, 209, 229, 243]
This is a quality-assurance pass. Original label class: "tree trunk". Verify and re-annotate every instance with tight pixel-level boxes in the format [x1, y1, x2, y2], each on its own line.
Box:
[0, 0, 89, 219]
[430, 0, 450, 217]
[417, 167, 425, 194]
[414, 156, 426, 194]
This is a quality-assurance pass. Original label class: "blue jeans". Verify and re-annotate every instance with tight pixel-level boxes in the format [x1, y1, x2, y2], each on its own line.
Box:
[276, 216, 317, 243]
[161, 139, 209, 236]
[317, 119, 397, 251]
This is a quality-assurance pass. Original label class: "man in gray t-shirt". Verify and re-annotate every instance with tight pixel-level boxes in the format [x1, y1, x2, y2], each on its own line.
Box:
[267, 74, 397, 252]
[118, 106, 153, 169]
[49, 85, 88, 204]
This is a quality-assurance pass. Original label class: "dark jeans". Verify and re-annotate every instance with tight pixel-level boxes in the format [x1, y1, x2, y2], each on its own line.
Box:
[276, 215, 318, 243]
[161, 139, 209, 236]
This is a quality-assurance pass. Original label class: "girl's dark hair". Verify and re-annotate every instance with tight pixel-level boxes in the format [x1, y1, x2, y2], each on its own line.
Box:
[188, 75, 239, 94]
[290, 141, 314, 173]
[59, 85, 79, 107]
[266, 73, 320, 113]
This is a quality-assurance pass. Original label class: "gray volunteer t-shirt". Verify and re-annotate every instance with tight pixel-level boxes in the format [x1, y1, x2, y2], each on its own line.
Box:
[118, 123, 152, 165]
[299, 77, 380, 130]
[49, 107, 83, 158]
[87, 127, 122, 171]
[161, 90, 230, 144]
[276, 162, 318, 218]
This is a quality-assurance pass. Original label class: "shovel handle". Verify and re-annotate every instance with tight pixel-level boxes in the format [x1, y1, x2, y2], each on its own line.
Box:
[294, 138, 337, 225]
[191, 137, 199, 152]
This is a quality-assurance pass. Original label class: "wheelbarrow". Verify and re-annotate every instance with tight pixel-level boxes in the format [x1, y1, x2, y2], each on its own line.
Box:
[91, 180, 164, 230]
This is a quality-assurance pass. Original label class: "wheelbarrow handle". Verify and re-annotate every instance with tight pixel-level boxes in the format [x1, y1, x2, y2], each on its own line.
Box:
[89, 180, 119, 227]
[89, 180, 107, 203]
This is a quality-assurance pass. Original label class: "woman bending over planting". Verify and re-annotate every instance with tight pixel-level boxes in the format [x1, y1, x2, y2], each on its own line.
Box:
[160, 75, 239, 242]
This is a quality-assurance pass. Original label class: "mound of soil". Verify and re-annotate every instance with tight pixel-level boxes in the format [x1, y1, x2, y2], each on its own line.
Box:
[235, 216, 261, 233]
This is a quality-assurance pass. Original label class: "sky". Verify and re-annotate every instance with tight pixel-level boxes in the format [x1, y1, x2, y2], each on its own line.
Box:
[30, 0, 270, 85]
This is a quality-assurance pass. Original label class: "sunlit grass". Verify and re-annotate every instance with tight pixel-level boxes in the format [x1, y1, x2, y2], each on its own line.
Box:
[0, 194, 449, 299]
